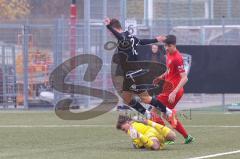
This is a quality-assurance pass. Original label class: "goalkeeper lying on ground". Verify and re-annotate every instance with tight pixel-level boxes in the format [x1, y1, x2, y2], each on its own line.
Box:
[116, 115, 176, 150]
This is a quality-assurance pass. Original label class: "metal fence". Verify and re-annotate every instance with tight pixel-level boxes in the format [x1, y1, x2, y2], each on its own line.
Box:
[0, 0, 240, 110]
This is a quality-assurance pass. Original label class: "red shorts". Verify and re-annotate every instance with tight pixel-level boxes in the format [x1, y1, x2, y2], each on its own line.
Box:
[157, 88, 184, 109]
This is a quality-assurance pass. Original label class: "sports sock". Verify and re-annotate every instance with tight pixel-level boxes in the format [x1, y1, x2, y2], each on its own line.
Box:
[150, 111, 165, 125]
[174, 120, 188, 138]
[150, 97, 167, 113]
[165, 107, 172, 116]
[130, 100, 146, 115]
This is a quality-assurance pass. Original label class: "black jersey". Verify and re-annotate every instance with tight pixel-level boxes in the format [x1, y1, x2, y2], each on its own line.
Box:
[107, 25, 158, 61]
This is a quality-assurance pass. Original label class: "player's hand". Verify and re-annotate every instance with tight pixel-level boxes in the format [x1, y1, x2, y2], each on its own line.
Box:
[104, 17, 111, 25]
[156, 35, 166, 42]
[153, 76, 163, 85]
[129, 126, 139, 139]
[168, 91, 177, 104]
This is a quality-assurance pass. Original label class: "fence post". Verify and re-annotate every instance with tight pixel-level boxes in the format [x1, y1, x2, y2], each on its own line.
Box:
[84, 0, 91, 108]
[227, 0, 232, 18]
[222, 93, 226, 112]
[166, 0, 171, 34]
[222, 16, 226, 44]
[120, 0, 127, 30]
[1, 46, 6, 108]
[22, 24, 30, 109]
[188, 0, 193, 26]
[53, 18, 64, 104]
[102, 0, 108, 101]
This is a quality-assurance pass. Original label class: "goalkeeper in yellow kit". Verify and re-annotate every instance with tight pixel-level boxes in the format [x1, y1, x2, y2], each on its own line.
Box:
[116, 115, 176, 150]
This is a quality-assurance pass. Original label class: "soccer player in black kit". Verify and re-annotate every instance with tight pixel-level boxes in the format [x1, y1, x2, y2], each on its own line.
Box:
[104, 17, 176, 124]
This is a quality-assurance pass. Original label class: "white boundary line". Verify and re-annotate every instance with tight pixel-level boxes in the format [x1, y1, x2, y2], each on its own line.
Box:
[0, 125, 114, 128]
[187, 150, 240, 159]
[186, 125, 240, 128]
[0, 124, 239, 128]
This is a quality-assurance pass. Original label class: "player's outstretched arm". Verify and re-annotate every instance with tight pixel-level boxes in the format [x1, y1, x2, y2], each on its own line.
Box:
[146, 120, 165, 132]
[139, 38, 158, 45]
[132, 117, 148, 125]
[104, 17, 123, 40]
[138, 35, 166, 45]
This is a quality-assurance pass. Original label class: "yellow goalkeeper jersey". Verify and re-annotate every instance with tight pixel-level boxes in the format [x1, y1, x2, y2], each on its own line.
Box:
[129, 121, 171, 149]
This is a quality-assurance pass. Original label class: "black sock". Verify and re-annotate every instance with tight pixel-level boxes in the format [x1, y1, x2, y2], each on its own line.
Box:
[150, 97, 166, 113]
[148, 106, 153, 111]
[129, 100, 146, 115]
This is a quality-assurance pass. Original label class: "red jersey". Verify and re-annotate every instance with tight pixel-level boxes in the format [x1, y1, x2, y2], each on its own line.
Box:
[165, 49, 185, 89]
[157, 49, 185, 109]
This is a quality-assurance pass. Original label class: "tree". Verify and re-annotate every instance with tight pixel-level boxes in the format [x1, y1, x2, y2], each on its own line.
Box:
[0, 0, 30, 21]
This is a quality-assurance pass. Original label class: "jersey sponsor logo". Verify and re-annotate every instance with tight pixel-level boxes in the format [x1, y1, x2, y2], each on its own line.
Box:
[177, 65, 184, 71]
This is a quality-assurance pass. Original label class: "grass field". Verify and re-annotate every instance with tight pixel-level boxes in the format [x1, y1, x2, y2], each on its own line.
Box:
[0, 109, 240, 159]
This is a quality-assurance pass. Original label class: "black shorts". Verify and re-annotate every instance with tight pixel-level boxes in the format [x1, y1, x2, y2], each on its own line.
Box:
[122, 78, 145, 94]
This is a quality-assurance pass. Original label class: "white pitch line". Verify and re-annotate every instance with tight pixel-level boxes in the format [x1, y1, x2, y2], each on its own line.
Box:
[186, 125, 240, 128]
[0, 125, 239, 128]
[187, 150, 240, 159]
[0, 124, 114, 128]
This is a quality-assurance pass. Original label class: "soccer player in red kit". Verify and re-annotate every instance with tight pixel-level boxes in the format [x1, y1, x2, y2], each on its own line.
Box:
[153, 35, 194, 144]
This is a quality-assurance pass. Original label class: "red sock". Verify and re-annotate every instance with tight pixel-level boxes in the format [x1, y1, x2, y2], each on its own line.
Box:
[150, 112, 165, 126]
[174, 120, 188, 138]
[155, 116, 165, 126]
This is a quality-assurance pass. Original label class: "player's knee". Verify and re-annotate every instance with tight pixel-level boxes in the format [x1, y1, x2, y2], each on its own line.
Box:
[150, 139, 160, 150]
[151, 142, 160, 150]
[122, 92, 133, 104]
[166, 131, 176, 141]
[140, 96, 151, 104]
[123, 97, 133, 105]
[124, 100, 131, 105]
[127, 98, 137, 106]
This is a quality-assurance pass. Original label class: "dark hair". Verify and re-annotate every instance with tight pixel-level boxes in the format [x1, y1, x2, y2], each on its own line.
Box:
[109, 18, 122, 30]
[116, 115, 131, 130]
[164, 34, 176, 45]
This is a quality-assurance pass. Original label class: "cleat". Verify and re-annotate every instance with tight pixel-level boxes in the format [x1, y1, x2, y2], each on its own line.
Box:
[184, 135, 195, 144]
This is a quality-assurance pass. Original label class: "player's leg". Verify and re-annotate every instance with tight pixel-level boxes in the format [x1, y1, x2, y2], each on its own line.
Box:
[163, 116, 195, 144]
[146, 119, 174, 140]
[149, 107, 165, 125]
[146, 120, 176, 146]
[138, 134, 159, 150]
[138, 91, 172, 116]
[157, 94, 178, 128]
[122, 91, 149, 116]
[165, 129, 176, 142]
[159, 90, 194, 144]
[122, 91, 134, 105]
[133, 136, 159, 150]
[149, 137, 160, 150]
[174, 119, 194, 144]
